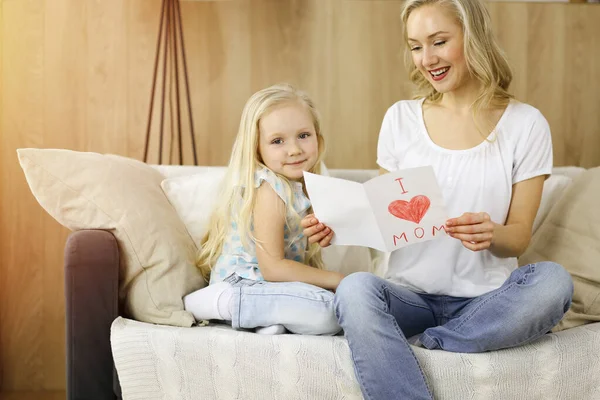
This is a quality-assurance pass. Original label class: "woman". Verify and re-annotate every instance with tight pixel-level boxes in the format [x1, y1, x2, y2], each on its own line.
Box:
[302, 0, 573, 398]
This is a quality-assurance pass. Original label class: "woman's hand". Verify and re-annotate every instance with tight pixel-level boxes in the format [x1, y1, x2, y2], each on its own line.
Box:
[301, 214, 334, 248]
[445, 212, 498, 252]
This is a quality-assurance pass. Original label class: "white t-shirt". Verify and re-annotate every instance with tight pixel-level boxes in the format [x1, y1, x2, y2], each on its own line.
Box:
[377, 98, 553, 297]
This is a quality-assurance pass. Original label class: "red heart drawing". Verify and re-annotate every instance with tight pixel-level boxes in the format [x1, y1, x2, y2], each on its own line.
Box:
[388, 195, 431, 224]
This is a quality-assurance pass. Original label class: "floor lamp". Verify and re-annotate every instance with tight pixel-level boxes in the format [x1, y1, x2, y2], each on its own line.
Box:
[143, 0, 198, 165]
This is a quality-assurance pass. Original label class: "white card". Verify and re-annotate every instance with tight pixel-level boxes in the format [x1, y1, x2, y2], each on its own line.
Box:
[304, 166, 448, 252]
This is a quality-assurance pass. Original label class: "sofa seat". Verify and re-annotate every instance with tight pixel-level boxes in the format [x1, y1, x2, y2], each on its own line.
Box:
[111, 317, 600, 399]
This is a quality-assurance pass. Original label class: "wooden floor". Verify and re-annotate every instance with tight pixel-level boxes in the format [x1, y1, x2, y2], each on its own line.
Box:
[0, 392, 65, 400]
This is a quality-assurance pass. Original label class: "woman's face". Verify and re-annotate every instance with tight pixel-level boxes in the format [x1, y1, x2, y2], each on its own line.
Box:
[406, 5, 472, 95]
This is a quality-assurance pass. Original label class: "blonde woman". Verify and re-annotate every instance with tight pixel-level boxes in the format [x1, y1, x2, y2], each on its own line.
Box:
[303, 0, 573, 397]
[183, 83, 343, 336]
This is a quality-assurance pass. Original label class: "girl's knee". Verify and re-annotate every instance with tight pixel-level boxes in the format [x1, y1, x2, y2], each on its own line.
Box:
[316, 313, 342, 335]
[288, 306, 341, 335]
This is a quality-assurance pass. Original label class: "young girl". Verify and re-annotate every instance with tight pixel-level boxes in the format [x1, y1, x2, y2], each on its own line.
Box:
[183, 83, 343, 336]
[303, 0, 573, 398]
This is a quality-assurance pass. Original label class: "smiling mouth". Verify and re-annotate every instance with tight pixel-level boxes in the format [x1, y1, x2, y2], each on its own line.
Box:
[429, 67, 450, 81]
[286, 160, 306, 166]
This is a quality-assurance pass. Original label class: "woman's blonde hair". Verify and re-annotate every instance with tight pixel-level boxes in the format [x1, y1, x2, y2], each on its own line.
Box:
[196, 83, 326, 282]
[401, 0, 513, 134]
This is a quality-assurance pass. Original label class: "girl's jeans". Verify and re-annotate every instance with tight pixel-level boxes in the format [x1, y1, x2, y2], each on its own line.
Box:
[334, 262, 574, 400]
[224, 273, 341, 335]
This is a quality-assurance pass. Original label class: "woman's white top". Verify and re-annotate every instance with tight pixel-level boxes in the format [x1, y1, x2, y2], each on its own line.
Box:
[377, 99, 552, 297]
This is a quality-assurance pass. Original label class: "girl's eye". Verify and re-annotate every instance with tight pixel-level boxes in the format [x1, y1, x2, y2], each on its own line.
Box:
[410, 46, 422, 52]
[299, 132, 311, 139]
[434, 40, 446, 46]
[271, 138, 283, 145]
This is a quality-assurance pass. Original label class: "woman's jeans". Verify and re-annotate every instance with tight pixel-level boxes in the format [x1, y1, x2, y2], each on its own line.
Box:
[334, 262, 574, 400]
[224, 273, 341, 335]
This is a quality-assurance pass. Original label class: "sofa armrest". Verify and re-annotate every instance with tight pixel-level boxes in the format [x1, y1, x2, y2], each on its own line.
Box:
[65, 229, 120, 400]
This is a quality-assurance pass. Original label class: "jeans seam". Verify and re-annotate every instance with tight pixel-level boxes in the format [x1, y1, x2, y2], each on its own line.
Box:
[419, 332, 437, 349]
[452, 283, 516, 332]
[382, 286, 433, 399]
[520, 264, 535, 285]
[238, 293, 334, 303]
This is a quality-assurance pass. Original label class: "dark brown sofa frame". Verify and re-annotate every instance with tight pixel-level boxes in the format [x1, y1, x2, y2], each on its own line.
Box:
[64, 230, 122, 400]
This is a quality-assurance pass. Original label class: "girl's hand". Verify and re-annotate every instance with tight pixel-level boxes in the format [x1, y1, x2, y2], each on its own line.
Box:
[445, 212, 498, 252]
[301, 214, 334, 248]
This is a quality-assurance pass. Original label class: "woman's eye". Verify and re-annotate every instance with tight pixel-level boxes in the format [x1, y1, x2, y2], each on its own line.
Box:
[434, 41, 446, 46]
[271, 138, 283, 145]
[299, 132, 311, 139]
[410, 46, 422, 52]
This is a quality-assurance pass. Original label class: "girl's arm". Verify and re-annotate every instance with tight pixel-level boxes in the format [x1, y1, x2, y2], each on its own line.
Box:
[446, 175, 545, 258]
[254, 183, 344, 290]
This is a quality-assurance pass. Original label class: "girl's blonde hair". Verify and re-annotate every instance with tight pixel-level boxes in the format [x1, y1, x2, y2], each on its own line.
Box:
[401, 0, 513, 134]
[197, 83, 326, 282]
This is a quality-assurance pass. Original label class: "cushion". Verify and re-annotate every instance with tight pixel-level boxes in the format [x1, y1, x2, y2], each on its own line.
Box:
[17, 148, 205, 327]
[161, 169, 227, 247]
[532, 174, 573, 234]
[112, 317, 600, 399]
[160, 165, 376, 276]
[520, 167, 600, 332]
[552, 166, 586, 181]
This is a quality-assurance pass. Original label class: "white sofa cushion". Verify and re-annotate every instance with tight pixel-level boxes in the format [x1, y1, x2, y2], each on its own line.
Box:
[111, 317, 600, 399]
[160, 168, 227, 247]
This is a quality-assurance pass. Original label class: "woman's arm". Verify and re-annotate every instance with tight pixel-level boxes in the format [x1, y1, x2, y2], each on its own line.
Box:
[254, 183, 344, 290]
[446, 175, 545, 258]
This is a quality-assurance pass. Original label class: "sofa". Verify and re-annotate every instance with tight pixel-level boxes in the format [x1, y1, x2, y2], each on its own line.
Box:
[17, 149, 600, 399]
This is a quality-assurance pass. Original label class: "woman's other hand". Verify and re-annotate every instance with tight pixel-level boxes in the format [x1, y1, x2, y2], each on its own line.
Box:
[301, 214, 334, 248]
[445, 212, 498, 252]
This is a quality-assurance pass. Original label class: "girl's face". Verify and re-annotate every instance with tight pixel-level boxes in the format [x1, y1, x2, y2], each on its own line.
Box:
[258, 102, 319, 181]
[406, 5, 471, 95]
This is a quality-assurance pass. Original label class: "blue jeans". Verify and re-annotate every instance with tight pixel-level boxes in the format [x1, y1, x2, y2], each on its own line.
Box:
[334, 262, 574, 400]
[224, 274, 341, 335]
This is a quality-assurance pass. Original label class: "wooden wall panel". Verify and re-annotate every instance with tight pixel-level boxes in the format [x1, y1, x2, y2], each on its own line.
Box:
[1, 0, 599, 392]
[526, 6, 567, 164]
[0, 0, 3, 391]
[1, 0, 47, 391]
[564, 5, 600, 167]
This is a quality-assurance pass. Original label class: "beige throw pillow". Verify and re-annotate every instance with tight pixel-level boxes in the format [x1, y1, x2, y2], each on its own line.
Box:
[519, 167, 600, 332]
[18, 148, 205, 327]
